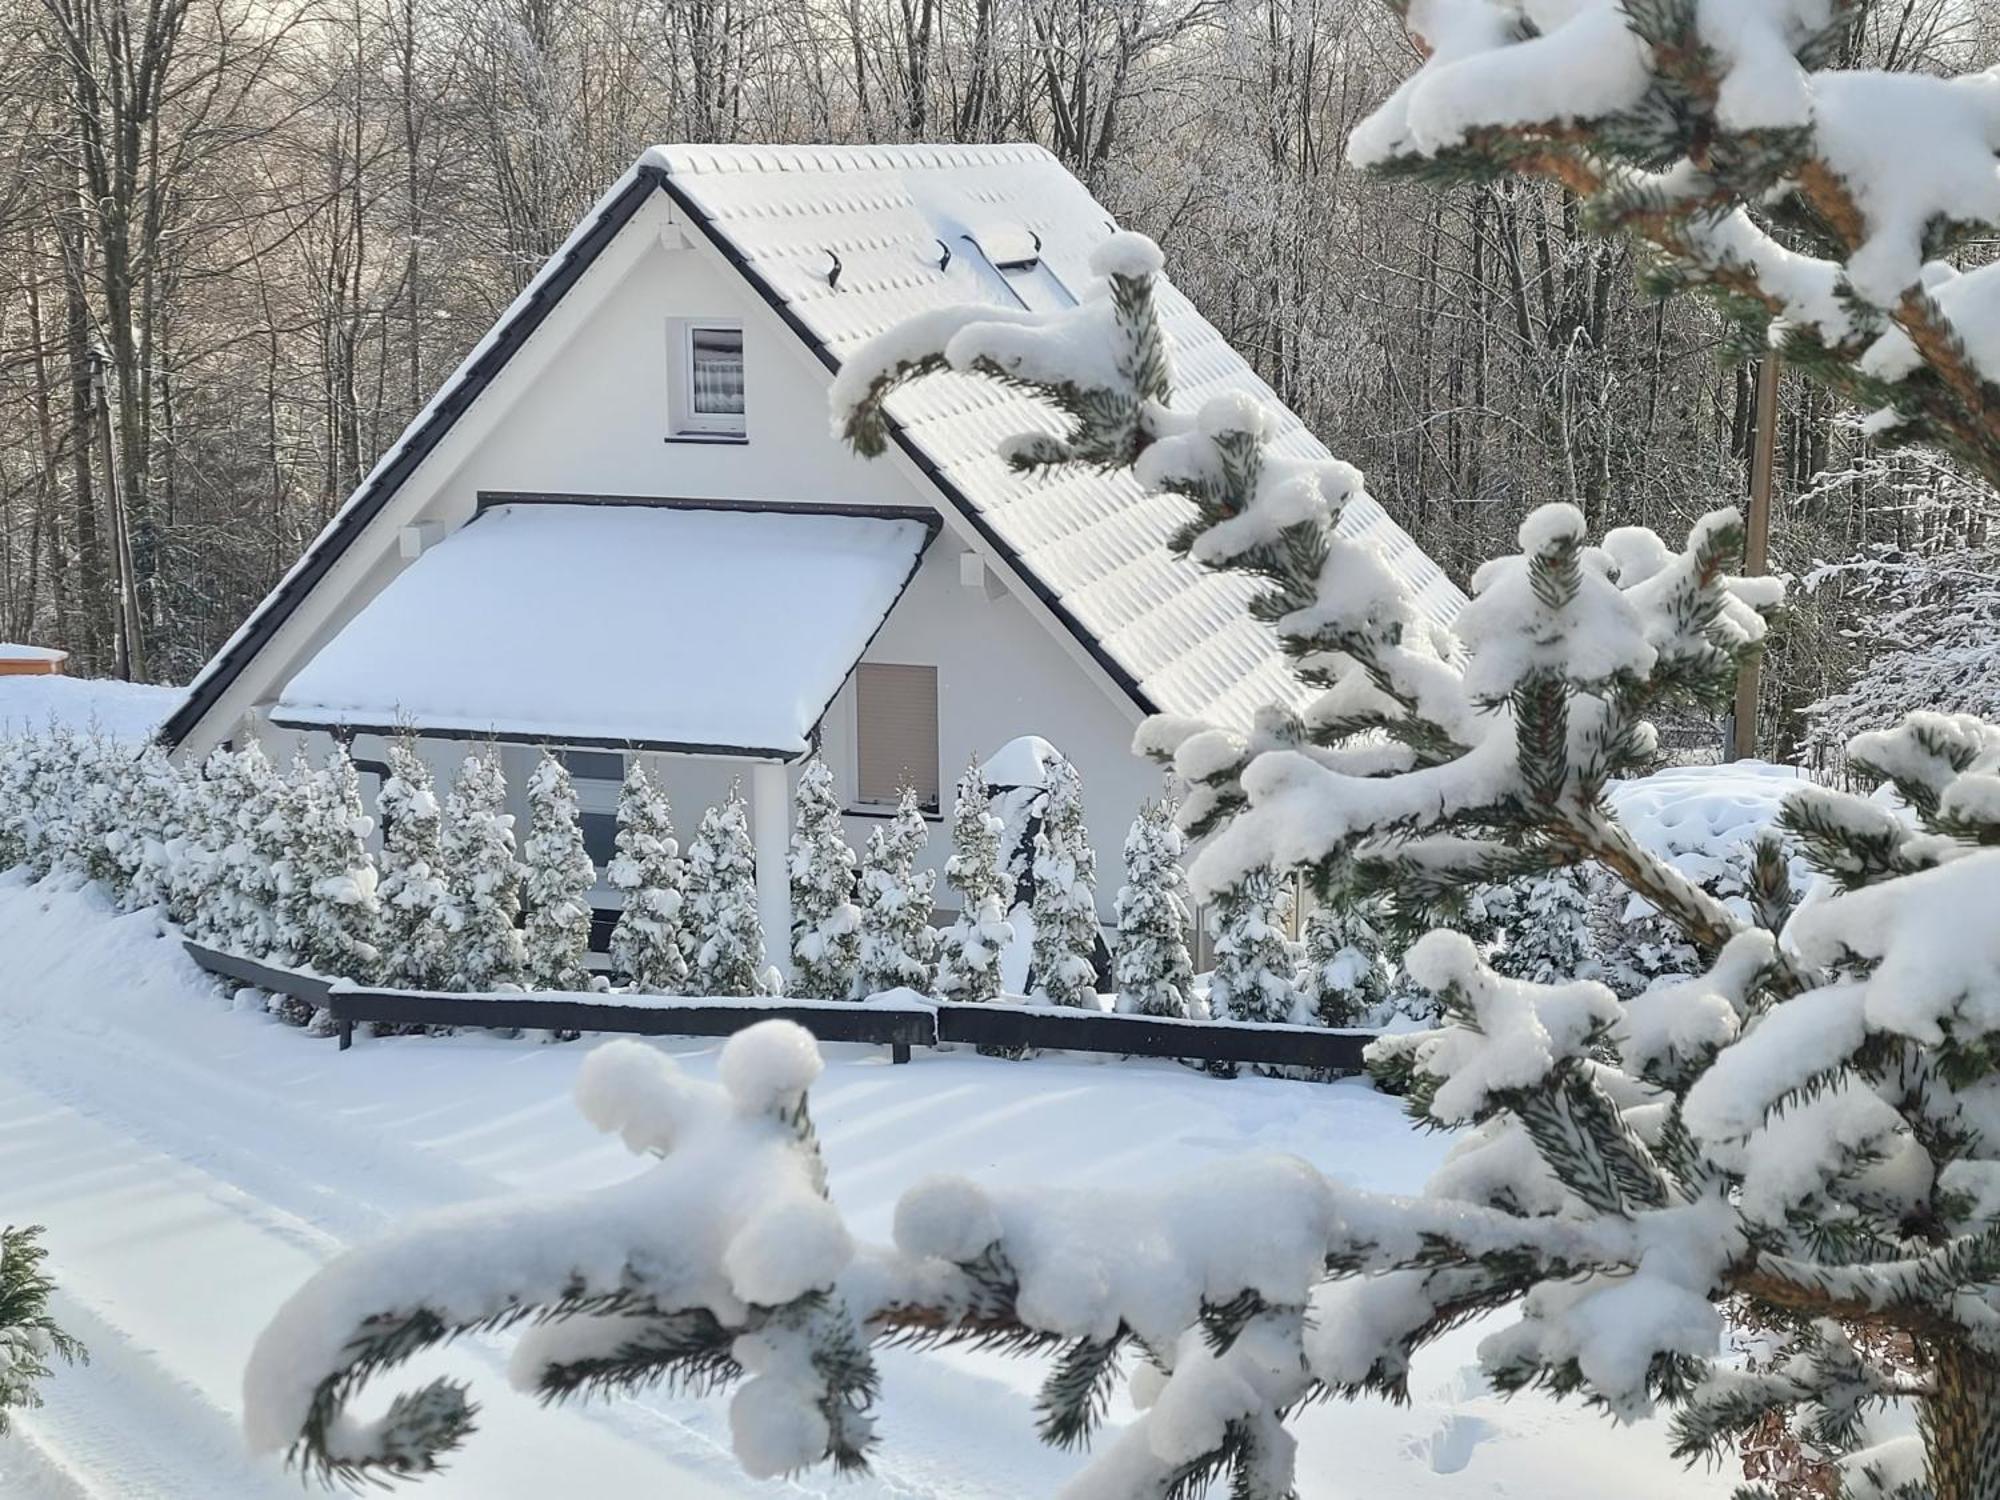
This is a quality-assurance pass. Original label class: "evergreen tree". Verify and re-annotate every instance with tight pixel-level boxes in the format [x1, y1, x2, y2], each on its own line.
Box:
[201, 743, 285, 959]
[787, 756, 860, 1000]
[855, 783, 936, 998]
[281, 745, 383, 997]
[1028, 758, 1096, 1007]
[607, 761, 688, 994]
[376, 742, 454, 991]
[1205, 867, 1296, 1025]
[1297, 894, 1391, 1028]
[167, 752, 226, 941]
[1489, 868, 1600, 987]
[936, 761, 1013, 1005]
[439, 751, 524, 993]
[688, 786, 766, 997]
[0, 1224, 84, 1435]
[1113, 797, 1194, 1018]
[520, 752, 596, 993]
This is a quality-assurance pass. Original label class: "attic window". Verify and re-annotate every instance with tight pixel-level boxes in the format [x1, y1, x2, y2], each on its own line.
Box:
[669, 321, 746, 439]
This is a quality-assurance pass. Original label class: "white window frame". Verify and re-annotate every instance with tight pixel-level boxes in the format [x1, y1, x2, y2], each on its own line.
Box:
[668, 319, 746, 439]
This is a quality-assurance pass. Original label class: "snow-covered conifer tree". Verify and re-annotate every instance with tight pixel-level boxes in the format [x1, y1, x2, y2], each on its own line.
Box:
[855, 783, 936, 998]
[376, 743, 455, 991]
[936, 761, 1013, 1005]
[606, 761, 688, 994]
[108, 742, 185, 912]
[222, 744, 290, 961]
[281, 745, 382, 993]
[1205, 867, 1296, 1025]
[258, 213, 2000, 1499]
[1489, 868, 1600, 987]
[438, 751, 524, 993]
[520, 753, 596, 994]
[1113, 796, 1193, 1018]
[687, 786, 766, 997]
[787, 756, 859, 1000]
[1028, 758, 1096, 1007]
[1297, 893, 1390, 1028]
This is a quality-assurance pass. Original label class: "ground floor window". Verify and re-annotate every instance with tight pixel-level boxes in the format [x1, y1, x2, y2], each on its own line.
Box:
[854, 662, 939, 812]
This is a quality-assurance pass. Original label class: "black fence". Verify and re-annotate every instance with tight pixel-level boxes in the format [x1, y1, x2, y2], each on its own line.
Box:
[181, 941, 1373, 1076]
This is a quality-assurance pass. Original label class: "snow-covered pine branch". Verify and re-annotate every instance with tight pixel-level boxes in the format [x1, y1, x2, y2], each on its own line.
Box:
[788, 756, 860, 1001]
[438, 750, 524, 993]
[607, 760, 689, 994]
[1355, 0, 2000, 487]
[936, 760, 1013, 1005]
[1113, 796, 1194, 1018]
[1029, 756, 1098, 1007]
[377, 742, 454, 992]
[688, 784, 771, 998]
[855, 783, 937, 999]
[521, 751, 596, 994]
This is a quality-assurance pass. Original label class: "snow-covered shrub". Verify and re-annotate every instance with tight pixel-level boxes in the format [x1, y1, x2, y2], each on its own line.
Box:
[254, 196, 2000, 1496]
[520, 752, 596, 994]
[376, 743, 454, 991]
[1113, 797, 1194, 1018]
[115, 742, 188, 914]
[936, 761, 1014, 1005]
[279, 745, 382, 1000]
[687, 786, 767, 998]
[439, 751, 524, 993]
[1028, 757, 1096, 1007]
[787, 756, 859, 1000]
[1205, 867, 1296, 1025]
[855, 784, 936, 999]
[606, 761, 688, 994]
[1297, 893, 1390, 1028]
[0, 1224, 84, 1436]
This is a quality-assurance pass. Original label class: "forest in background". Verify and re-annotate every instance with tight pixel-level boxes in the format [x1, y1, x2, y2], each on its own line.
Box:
[0, 0, 1992, 759]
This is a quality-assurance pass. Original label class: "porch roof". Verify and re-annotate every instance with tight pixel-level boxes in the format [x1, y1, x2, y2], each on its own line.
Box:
[270, 498, 937, 758]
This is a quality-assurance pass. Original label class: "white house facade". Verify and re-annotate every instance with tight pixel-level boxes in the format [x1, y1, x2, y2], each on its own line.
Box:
[160, 144, 1464, 968]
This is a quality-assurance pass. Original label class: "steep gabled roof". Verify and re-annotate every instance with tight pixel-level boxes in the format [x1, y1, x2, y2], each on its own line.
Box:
[163, 144, 1463, 751]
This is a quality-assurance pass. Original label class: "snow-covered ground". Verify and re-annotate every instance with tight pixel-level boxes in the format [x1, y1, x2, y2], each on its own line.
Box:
[0, 676, 182, 742]
[0, 873, 1742, 1498]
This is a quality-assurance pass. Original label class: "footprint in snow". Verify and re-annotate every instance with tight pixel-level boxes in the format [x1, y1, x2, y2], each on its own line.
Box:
[1408, 1413, 1496, 1475]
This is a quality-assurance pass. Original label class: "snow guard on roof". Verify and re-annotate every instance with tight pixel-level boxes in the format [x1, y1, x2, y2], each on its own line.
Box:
[271, 499, 935, 758]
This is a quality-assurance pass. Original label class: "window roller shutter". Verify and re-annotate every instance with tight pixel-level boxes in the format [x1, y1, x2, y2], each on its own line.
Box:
[857, 663, 939, 808]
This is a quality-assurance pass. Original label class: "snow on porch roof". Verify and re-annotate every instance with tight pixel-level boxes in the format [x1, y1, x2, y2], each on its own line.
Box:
[271, 500, 937, 758]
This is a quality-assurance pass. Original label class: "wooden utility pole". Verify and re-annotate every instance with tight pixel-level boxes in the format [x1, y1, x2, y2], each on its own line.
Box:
[1731, 355, 1779, 761]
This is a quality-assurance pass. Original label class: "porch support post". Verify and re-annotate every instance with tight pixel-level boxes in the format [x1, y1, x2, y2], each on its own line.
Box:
[751, 759, 792, 984]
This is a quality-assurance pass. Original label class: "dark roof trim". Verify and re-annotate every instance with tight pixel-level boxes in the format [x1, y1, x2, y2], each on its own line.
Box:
[158, 168, 669, 749]
[646, 170, 1160, 719]
[266, 715, 800, 762]
[474, 490, 943, 535]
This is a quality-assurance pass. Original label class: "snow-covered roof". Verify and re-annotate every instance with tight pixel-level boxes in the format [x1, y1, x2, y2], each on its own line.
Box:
[271, 500, 935, 757]
[164, 144, 1463, 751]
[0, 643, 67, 663]
[645, 144, 1464, 730]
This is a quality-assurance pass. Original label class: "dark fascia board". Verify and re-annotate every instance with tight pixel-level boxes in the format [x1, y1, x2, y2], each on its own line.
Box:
[265, 713, 801, 762]
[474, 489, 943, 536]
[165, 160, 1154, 750]
[645, 169, 1161, 720]
[157, 168, 669, 750]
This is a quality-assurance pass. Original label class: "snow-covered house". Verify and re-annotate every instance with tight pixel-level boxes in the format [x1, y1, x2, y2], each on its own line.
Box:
[160, 144, 1462, 961]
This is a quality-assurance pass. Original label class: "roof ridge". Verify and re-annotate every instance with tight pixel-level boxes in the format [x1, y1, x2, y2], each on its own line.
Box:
[645, 142, 1055, 175]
